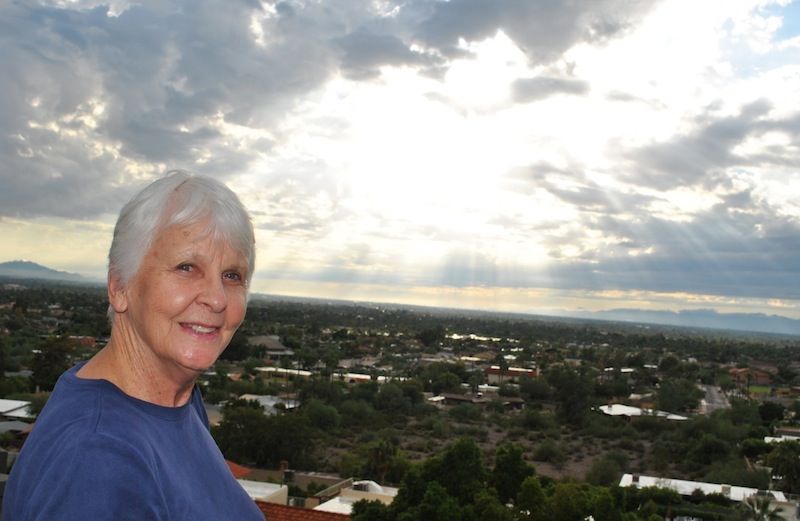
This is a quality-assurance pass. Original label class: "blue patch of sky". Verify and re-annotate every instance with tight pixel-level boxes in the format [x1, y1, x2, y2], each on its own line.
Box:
[764, 1, 800, 40]
[718, 2, 800, 77]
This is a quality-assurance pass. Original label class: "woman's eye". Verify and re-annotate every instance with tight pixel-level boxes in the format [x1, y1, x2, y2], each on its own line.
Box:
[177, 263, 194, 272]
[224, 271, 242, 282]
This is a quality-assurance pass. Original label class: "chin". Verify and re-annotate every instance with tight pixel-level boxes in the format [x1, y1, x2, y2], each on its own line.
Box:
[178, 350, 223, 373]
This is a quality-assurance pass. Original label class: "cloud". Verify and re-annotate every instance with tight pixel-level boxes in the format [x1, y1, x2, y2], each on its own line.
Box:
[335, 28, 438, 80]
[413, 0, 658, 63]
[620, 98, 800, 190]
[0, 0, 660, 220]
[511, 76, 589, 103]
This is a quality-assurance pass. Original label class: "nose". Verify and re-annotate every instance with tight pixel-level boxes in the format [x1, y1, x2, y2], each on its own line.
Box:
[198, 273, 227, 313]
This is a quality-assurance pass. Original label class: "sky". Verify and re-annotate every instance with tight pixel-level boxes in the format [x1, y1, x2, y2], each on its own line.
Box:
[1, 0, 800, 321]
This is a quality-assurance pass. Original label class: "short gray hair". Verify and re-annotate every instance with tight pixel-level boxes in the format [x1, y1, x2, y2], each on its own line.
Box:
[108, 170, 256, 289]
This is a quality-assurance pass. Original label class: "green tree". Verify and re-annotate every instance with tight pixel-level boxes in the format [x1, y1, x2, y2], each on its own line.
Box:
[218, 329, 250, 361]
[473, 489, 514, 521]
[212, 406, 270, 465]
[364, 439, 398, 484]
[656, 378, 702, 412]
[758, 402, 785, 425]
[304, 398, 341, 431]
[30, 336, 74, 392]
[418, 482, 461, 521]
[516, 475, 548, 521]
[550, 482, 590, 521]
[546, 365, 593, 425]
[492, 442, 535, 504]
[375, 383, 410, 413]
[765, 441, 800, 493]
[416, 326, 445, 348]
[422, 438, 487, 504]
[352, 499, 390, 521]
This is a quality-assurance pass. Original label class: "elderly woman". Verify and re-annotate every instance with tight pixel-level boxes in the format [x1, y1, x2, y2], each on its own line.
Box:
[3, 172, 265, 520]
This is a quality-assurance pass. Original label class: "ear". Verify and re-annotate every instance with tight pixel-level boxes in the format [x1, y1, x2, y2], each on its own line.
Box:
[108, 272, 130, 314]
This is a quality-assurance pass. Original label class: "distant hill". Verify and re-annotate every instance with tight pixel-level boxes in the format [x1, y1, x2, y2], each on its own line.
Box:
[254, 293, 800, 338]
[0, 260, 88, 283]
[573, 308, 800, 337]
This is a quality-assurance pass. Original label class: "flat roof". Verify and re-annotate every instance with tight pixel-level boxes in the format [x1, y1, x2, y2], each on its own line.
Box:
[599, 404, 687, 421]
[0, 399, 33, 419]
[237, 479, 286, 501]
[314, 496, 355, 514]
[619, 474, 787, 503]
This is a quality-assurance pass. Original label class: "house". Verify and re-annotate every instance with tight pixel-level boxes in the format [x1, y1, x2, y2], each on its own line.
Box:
[239, 394, 300, 415]
[0, 399, 34, 420]
[729, 367, 773, 386]
[255, 367, 313, 381]
[314, 480, 398, 515]
[227, 460, 253, 479]
[256, 502, 350, 521]
[619, 474, 789, 504]
[331, 372, 404, 385]
[484, 366, 538, 385]
[237, 479, 289, 505]
[439, 393, 489, 406]
[598, 404, 687, 421]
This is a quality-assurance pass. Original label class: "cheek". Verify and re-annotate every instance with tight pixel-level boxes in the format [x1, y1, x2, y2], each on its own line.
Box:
[225, 292, 248, 327]
[152, 283, 195, 319]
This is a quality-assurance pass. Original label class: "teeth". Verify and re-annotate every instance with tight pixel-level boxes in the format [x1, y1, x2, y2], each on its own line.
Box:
[189, 324, 216, 334]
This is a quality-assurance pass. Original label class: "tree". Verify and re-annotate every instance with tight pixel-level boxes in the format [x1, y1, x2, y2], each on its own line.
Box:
[30, 336, 74, 392]
[765, 441, 800, 493]
[416, 326, 445, 347]
[422, 438, 486, 504]
[417, 482, 462, 521]
[739, 496, 783, 521]
[492, 442, 535, 504]
[304, 398, 341, 431]
[546, 365, 593, 425]
[364, 439, 398, 484]
[758, 402, 785, 425]
[472, 489, 514, 521]
[375, 383, 410, 413]
[218, 328, 250, 361]
[352, 499, 390, 521]
[550, 482, 590, 521]
[656, 378, 702, 413]
[516, 476, 548, 521]
[211, 406, 270, 465]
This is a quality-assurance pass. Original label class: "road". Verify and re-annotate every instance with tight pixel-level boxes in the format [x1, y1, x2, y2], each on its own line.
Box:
[698, 384, 731, 414]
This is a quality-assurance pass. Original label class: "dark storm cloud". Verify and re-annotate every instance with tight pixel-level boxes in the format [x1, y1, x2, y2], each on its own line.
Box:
[511, 76, 589, 103]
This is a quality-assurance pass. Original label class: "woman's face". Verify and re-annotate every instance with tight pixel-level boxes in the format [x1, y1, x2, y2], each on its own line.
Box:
[117, 220, 249, 377]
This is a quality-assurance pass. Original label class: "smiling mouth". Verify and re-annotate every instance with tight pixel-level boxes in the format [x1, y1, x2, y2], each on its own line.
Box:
[181, 323, 219, 334]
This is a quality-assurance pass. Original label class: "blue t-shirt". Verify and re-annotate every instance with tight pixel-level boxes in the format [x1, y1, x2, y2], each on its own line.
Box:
[3, 363, 265, 521]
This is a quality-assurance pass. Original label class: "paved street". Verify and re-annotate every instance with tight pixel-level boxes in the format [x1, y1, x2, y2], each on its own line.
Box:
[698, 384, 731, 414]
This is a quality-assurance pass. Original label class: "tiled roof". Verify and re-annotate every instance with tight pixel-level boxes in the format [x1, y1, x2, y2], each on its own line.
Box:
[256, 502, 350, 521]
[226, 460, 253, 479]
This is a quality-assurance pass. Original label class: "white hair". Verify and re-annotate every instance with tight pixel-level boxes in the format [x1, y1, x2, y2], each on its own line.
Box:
[108, 170, 256, 290]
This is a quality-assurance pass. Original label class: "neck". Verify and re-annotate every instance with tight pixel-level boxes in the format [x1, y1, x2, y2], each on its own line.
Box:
[78, 321, 196, 407]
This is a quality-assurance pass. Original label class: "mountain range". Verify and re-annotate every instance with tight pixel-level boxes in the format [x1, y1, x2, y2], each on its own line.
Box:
[0, 260, 89, 283]
[569, 308, 800, 337]
[2, 260, 799, 336]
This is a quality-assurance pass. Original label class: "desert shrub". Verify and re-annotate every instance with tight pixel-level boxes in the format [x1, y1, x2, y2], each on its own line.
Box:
[532, 439, 566, 467]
